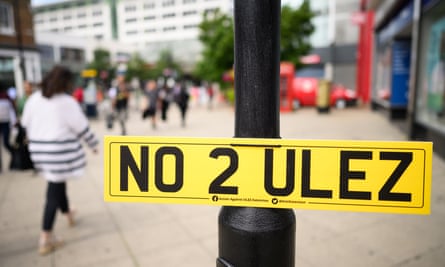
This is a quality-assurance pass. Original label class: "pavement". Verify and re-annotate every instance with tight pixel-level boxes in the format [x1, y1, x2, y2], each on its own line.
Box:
[0, 102, 444, 267]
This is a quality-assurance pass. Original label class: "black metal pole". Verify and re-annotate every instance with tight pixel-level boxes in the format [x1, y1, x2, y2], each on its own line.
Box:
[217, 1, 296, 266]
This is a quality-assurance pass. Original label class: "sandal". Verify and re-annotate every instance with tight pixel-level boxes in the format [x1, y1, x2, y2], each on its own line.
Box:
[38, 236, 64, 256]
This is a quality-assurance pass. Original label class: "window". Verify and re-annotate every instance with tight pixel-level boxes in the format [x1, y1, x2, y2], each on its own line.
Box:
[183, 0, 196, 4]
[64, 26, 72, 31]
[117, 52, 131, 61]
[49, 17, 58, 22]
[92, 10, 102, 16]
[145, 28, 156, 33]
[63, 15, 72, 20]
[77, 12, 86, 18]
[126, 30, 138, 35]
[183, 10, 197, 16]
[0, 1, 14, 34]
[183, 24, 197, 29]
[415, 1, 445, 132]
[163, 26, 176, 32]
[125, 5, 136, 12]
[162, 0, 175, 7]
[93, 22, 103, 27]
[163, 13, 175, 19]
[125, 18, 137, 23]
[78, 24, 87, 29]
[61, 47, 85, 62]
[144, 15, 156, 20]
[204, 8, 218, 14]
[144, 2, 155, 9]
[37, 45, 55, 61]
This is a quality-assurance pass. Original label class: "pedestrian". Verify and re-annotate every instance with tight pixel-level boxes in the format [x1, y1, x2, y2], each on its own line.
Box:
[17, 80, 34, 116]
[206, 83, 214, 109]
[72, 86, 84, 106]
[159, 77, 174, 122]
[21, 66, 99, 256]
[174, 80, 190, 127]
[142, 80, 159, 129]
[0, 83, 17, 172]
[109, 75, 129, 135]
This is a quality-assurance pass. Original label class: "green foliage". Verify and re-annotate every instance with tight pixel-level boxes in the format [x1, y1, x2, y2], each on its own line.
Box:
[126, 52, 151, 81]
[224, 87, 235, 104]
[151, 50, 182, 79]
[124, 50, 183, 83]
[88, 48, 111, 71]
[195, 3, 315, 85]
[86, 48, 115, 88]
[281, 0, 315, 68]
[194, 9, 234, 84]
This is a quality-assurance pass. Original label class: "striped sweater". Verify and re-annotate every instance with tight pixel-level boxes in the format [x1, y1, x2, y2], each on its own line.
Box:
[21, 91, 98, 182]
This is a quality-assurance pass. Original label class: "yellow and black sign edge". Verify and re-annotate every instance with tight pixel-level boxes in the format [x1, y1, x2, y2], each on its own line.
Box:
[104, 136, 433, 215]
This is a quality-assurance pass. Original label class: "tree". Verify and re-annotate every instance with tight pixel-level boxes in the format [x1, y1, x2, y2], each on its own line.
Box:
[281, 0, 315, 68]
[87, 48, 114, 88]
[126, 52, 151, 82]
[194, 9, 234, 85]
[88, 48, 111, 72]
[151, 50, 182, 79]
[195, 3, 315, 85]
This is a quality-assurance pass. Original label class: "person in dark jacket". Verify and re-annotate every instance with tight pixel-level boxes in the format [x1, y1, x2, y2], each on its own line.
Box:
[174, 80, 190, 127]
[143, 80, 159, 129]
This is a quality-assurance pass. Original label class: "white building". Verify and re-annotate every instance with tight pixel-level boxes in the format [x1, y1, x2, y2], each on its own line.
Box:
[33, 0, 233, 68]
[35, 31, 133, 75]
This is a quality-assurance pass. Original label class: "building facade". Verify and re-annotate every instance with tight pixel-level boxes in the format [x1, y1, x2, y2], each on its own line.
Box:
[33, 0, 114, 40]
[299, 0, 361, 91]
[367, 0, 445, 158]
[35, 31, 133, 77]
[33, 0, 232, 68]
[0, 0, 41, 95]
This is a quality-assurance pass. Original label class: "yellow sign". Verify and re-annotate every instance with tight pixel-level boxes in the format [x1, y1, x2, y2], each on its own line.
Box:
[81, 69, 97, 78]
[104, 136, 432, 214]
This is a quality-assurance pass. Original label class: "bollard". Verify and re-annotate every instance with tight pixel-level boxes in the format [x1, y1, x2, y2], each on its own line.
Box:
[217, 1, 296, 266]
[316, 79, 331, 113]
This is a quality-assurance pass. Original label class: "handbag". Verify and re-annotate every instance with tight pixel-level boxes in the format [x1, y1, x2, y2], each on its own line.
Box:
[9, 125, 34, 170]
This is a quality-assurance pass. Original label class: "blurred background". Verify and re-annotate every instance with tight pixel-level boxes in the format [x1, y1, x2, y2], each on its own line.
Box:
[2, 0, 444, 158]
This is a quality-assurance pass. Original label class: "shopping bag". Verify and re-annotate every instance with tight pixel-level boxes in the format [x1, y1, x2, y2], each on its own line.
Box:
[9, 125, 33, 170]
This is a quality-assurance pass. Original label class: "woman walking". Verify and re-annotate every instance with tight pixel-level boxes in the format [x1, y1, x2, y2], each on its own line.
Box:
[21, 66, 98, 255]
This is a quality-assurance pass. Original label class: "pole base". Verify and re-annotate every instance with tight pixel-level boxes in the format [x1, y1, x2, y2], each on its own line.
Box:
[218, 206, 296, 267]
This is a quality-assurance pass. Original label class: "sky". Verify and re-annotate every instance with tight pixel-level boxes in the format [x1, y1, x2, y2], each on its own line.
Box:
[32, 0, 301, 7]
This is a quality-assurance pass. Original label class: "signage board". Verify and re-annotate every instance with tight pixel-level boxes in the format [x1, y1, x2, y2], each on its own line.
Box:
[104, 136, 432, 214]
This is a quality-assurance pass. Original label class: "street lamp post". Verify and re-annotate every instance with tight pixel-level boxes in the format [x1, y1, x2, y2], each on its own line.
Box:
[217, 1, 296, 266]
